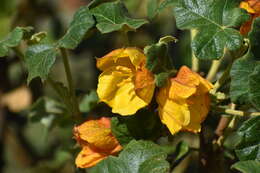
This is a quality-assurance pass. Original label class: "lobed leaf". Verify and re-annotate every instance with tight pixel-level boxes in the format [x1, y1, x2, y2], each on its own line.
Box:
[58, 6, 95, 49]
[79, 90, 99, 112]
[25, 44, 57, 83]
[111, 110, 162, 146]
[90, 1, 148, 33]
[89, 140, 170, 173]
[230, 18, 260, 109]
[172, 0, 249, 60]
[235, 116, 260, 161]
[232, 160, 260, 173]
[0, 27, 33, 57]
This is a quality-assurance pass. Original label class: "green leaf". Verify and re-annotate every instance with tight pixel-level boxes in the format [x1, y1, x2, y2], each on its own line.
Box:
[79, 90, 99, 112]
[25, 44, 57, 83]
[111, 117, 134, 146]
[90, 140, 170, 173]
[145, 43, 167, 73]
[90, 1, 148, 33]
[172, 0, 249, 60]
[28, 97, 66, 128]
[155, 72, 169, 87]
[230, 18, 260, 109]
[111, 110, 162, 146]
[249, 65, 260, 110]
[248, 17, 260, 58]
[0, 27, 33, 57]
[144, 36, 175, 76]
[235, 116, 260, 161]
[173, 141, 189, 162]
[28, 32, 47, 45]
[58, 6, 95, 49]
[230, 55, 259, 104]
[147, 0, 175, 19]
[147, 0, 159, 20]
[232, 160, 260, 173]
[88, 0, 116, 9]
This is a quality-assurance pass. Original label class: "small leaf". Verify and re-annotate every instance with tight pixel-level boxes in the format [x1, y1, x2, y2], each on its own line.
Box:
[25, 44, 57, 83]
[111, 117, 134, 146]
[28, 97, 66, 123]
[90, 1, 148, 33]
[90, 140, 170, 173]
[0, 27, 33, 57]
[111, 110, 162, 146]
[172, 0, 250, 60]
[159, 35, 177, 44]
[144, 36, 175, 74]
[235, 116, 260, 161]
[155, 72, 169, 87]
[79, 90, 99, 112]
[28, 32, 47, 45]
[58, 6, 95, 49]
[232, 160, 260, 173]
[174, 141, 189, 162]
[248, 17, 260, 58]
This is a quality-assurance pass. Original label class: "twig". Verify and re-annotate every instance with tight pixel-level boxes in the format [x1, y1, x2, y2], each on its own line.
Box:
[214, 107, 260, 117]
[206, 59, 223, 82]
[191, 30, 199, 72]
[60, 48, 80, 118]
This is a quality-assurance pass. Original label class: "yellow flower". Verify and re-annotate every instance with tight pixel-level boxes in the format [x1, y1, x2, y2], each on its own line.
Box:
[74, 117, 122, 168]
[240, 0, 260, 35]
[96, 48, 155, 116]
[156, 66, 213, 134]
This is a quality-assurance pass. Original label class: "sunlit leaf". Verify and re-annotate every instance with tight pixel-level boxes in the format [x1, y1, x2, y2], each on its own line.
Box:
[90, 140, 170, 173]
[232, 160, 260, 173]
[90, 1, 148, 33]
[58, 6, 95, 49]
[25, 44, 57, 83]
[0, 27, 33, 57]
[172, 0, 249, 60]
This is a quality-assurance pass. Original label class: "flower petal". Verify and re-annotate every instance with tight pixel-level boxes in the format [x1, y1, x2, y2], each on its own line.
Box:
[97, 66, 132, 102]
[169, 79, 196, 100]
[96, 49, 134, 71]
[74, 118, 120, 151]
[110, 79, 148, 115]
[75, 146, 107, 168]
[240, 1, 257, 13]
[157, 86, 191, 133]
[134, 64, 155, 103]
[124, 47, 146, 68]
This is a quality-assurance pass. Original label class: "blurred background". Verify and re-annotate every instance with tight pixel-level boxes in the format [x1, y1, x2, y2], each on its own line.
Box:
[0, 0, 221, 173]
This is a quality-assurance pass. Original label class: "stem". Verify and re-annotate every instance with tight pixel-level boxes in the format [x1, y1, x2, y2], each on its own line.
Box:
[191, 30, 199, 72]
[211, 62, 232, 94]
[215, 104, 235, 138]
[13, 47, 25, 60]
[60, 48, 80, 118]
[206, 59, 223, 82]
[215, 107, 260, 117]
[122, 31, 129, 46]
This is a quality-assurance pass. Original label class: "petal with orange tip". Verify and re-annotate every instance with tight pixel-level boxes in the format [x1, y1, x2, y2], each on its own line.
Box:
[75, 146, 107, 168]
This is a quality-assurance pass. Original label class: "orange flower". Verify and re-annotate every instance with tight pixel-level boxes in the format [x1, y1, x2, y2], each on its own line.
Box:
[240, 0, 260, 35]
[156, 66, 213, 134]
[74, 117, 122, 168]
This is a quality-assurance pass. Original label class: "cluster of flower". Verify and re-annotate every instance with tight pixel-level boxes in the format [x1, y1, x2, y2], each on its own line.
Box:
[73, 0, 260, 168]
[74, 48, 212, 168]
